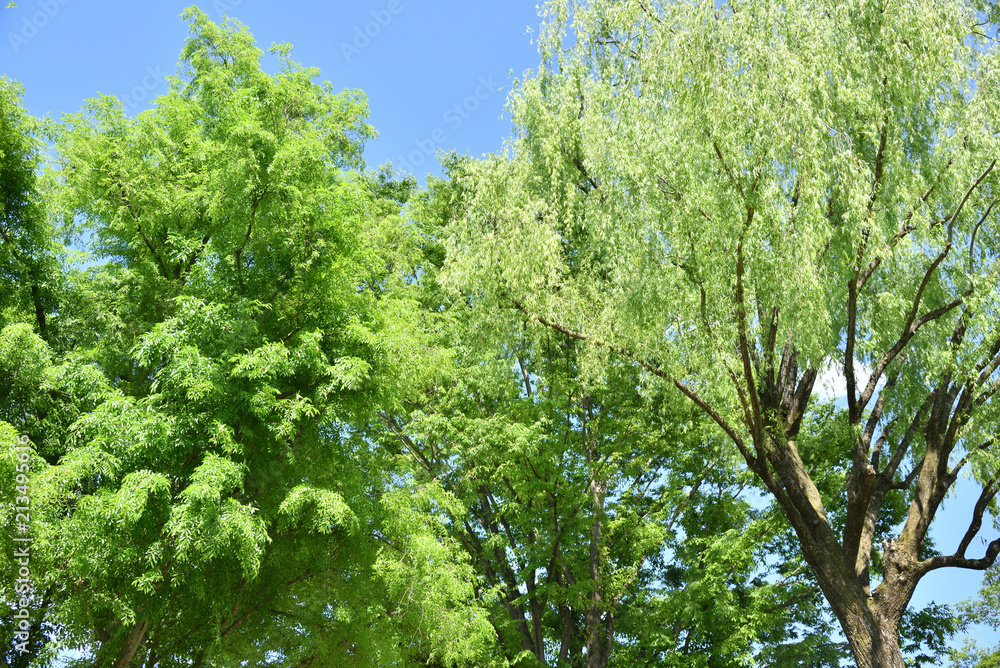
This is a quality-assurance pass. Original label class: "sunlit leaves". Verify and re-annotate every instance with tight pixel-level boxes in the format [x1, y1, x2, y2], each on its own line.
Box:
[167, 454, 267, 579]
[278, 485, 357, 535]
[1, 8, 470, 666]
[442, 0, 1000, 664]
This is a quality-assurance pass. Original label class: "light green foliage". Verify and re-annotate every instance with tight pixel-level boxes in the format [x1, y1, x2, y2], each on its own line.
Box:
[374, 160, 869, 667]
[951, 567, 1000, 666]
[443, 0, 1000, 665]
[448, 0, 999, 412]
[277, 485, 357, 534]
[951, 642, 1000, 668]
[1, 9, 495, 668]
[167, 453, 267, 577]
[376, 484, 498, 667]
[0, 78, 58, 340]
[4, 0, 998, 665]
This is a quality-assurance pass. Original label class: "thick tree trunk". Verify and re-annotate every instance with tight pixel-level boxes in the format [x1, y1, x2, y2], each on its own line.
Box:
[762, 442, 910, 668]
[826, 601, 904, 668]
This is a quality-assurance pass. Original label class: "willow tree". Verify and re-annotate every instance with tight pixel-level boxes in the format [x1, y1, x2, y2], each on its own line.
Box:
[443, 0, 1000, 666]
[386, 160, 868, 668]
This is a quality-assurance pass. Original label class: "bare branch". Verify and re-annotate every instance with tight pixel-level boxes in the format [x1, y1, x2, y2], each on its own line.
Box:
[956, 480, 998, 559]
[710, 136, 746, 200]
[735, 206, 764, 443]
[948, 159, 996, 229]
[879, 394, 932, 483]
[673, 380, 754, 467]
[969, 198, 999, 275]
[919, 534, 1000, 574]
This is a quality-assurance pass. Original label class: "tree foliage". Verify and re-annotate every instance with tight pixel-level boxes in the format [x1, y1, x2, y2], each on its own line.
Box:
[2, 10, 492, 668]
[3, 1, 999, 667]
[381, 158, 867, 668]
[0, 77, 57, 338]
[442, 0, 1000, 666]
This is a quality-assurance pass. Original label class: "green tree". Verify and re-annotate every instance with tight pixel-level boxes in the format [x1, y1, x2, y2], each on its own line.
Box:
[2, 10, 493, 667]
[383, 161, 827, 668]
[442, 0, 1000, 666]
[951, 567, 1000, 667]
[0, 77, 57, 338]
[414, 159, 955, 668]
[0, 76, 70, 668]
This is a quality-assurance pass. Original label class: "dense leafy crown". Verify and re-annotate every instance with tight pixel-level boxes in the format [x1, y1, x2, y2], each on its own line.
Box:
[3, 1, 1000, 667]
[2, 9, 492, 667]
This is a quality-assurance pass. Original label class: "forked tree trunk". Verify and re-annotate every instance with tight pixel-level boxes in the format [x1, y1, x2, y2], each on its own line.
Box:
[760, 436, 913, 668]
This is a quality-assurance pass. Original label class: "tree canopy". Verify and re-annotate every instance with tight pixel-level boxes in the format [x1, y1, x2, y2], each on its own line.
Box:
[442, 0, 1000, 666]
[4, 10, 491, 668]
[3, 1, 1000, 667]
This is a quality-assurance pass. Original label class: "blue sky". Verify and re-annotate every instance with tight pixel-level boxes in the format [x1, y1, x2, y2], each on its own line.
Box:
[0, 0, 542, 182]
[2, 0, 998, 659]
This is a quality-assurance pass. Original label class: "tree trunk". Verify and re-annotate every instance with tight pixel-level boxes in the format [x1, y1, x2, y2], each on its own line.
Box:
[584, 502, 605, 668]
[836, 604, 905, 668]
[761, 444, 910, 668]
[584, 415, 611, 668]
[29, 281, 46, 336]
[109, 621, 148, 668]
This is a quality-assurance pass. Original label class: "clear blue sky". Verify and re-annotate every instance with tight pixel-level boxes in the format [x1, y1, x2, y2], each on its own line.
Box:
[0, 0, 543, 182]
[2, 0, 997, 658]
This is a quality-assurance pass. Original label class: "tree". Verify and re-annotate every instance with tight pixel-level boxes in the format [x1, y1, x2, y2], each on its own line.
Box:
[384, 159, 947, 668]
[0, 76, 68, 668]
[442, 0, 1000, 665]
[2, 10, 493, 667]
[0, 77, 57, 339]
[950, 566, 1000, 667]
